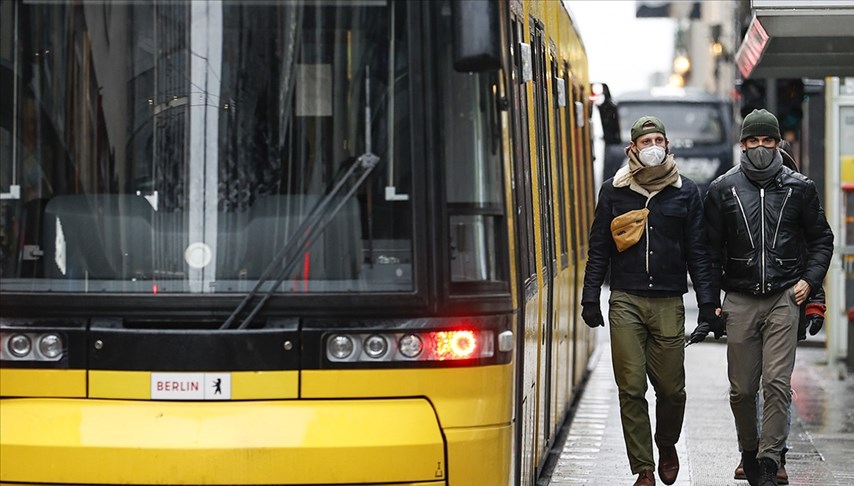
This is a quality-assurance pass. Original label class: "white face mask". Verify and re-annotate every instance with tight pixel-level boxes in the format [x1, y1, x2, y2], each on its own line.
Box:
[638, 145, 666, 166]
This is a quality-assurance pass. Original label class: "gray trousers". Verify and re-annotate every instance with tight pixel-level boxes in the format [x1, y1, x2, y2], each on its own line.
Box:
[723, 287, 798, 467]
[608, 291, 686, 474]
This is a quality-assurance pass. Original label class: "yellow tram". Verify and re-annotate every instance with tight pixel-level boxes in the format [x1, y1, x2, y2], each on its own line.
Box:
[0, 1, 596, 484]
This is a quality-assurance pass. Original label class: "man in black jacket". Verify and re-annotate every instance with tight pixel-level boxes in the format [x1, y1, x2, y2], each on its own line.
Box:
[703, 109, 834, 486]
[726, 139, 827, 485]
[582, 116, 722, 486]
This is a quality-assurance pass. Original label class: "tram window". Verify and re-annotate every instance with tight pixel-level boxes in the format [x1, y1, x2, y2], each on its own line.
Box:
[573, 85, 593, 253]
[531, 20, 554, 276]
[0, 1, 416, 294]
[436, 3, 508, 288]
[509, 17, 536, 281]
[562, 70, 578, 264]
[551, 58, 568, 266]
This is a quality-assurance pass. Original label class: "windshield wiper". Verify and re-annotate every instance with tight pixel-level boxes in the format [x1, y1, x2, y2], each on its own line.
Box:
[221, 67, 380, 330]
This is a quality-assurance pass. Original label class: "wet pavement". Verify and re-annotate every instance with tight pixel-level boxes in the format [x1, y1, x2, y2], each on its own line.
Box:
[544, 287, 854, 485]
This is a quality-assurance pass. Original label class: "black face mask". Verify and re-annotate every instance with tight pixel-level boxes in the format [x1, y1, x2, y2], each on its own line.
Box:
[745, 146, 776, 169]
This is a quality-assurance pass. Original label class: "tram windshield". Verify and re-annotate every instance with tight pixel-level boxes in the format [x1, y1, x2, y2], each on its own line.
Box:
[0, 1, 415, 294]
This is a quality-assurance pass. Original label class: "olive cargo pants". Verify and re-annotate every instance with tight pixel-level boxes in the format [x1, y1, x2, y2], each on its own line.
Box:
[608, 291, 686, 474]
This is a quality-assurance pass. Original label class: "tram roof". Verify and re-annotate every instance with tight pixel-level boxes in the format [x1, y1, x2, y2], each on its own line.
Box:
[735, 0, 854, 79]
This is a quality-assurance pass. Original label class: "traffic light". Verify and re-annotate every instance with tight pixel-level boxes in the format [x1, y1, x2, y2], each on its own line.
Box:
[776, 78, 804, 137]
[738, 78, 766, 119]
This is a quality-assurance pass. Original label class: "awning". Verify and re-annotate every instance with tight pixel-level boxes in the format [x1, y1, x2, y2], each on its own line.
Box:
[735, 0, 854, 79]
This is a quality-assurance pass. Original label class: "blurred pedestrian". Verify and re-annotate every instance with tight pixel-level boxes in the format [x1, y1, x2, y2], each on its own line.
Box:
[582, 116, 723, 486]
[703, 109, 833, 486]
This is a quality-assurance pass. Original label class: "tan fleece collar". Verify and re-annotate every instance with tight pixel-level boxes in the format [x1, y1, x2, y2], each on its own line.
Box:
[612, 162, 682, 197]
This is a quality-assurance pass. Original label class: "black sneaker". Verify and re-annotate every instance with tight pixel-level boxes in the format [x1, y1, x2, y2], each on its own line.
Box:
[758, 457, 778, 486]
[742, 450, 760, 486]
[778, 448, 789, 485]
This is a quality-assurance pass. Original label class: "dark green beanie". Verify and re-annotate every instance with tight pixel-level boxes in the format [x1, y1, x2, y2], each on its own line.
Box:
[630, 116, 666, 141]
[740, 109, 780, 141]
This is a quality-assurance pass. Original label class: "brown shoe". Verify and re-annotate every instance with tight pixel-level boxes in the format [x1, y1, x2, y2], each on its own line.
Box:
[777, 463, 789, 485]
[634, 469, 656, 486]
[657, 445, 679, 485]
[734, 459, 746, 480]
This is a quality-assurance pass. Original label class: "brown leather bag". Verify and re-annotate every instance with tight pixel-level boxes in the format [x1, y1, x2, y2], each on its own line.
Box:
[610, 208, 649, 252]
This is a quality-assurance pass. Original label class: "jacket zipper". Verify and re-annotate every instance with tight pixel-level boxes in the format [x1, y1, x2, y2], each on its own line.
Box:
[731, 257, 753, 264]
[731, 187, 755, 248]
[760, 188, 766, 293]
[644, 198, 651, 274]
[772, 188, 793, 249]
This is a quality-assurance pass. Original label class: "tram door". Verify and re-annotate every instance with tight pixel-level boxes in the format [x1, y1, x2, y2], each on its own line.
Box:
[530, 18, 556, 462]
[561, 68, 580, 397]
[549, 55, 570, 427]
[508, 13, 538, 486]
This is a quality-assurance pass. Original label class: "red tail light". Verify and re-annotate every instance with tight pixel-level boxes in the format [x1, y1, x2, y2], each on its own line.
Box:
[434, 330, 477, 360]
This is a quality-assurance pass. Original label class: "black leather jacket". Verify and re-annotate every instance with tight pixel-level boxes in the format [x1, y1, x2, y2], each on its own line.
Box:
[703, 165, 833, 295]
[582, 170, 719, 307]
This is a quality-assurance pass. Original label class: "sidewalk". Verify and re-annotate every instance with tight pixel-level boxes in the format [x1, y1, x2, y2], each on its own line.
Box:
[545, 288, 854, 485]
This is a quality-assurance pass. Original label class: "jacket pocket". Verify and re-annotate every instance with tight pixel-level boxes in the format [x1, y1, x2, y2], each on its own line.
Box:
[774, 257, 800, 267]
[660, 205, 688, 218]
[726, 256, 753, 278]
[654, 204, 688, 243]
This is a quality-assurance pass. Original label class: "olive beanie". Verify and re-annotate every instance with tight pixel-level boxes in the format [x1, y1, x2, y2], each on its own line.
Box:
[630, 116, 666, 141]
[740, 108, 781, 141]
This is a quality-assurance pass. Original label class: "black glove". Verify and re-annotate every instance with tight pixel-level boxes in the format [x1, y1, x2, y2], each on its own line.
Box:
[698, 303, 725, 339]
[807, 314, 824, 336]
[688, 321, 710, 345]
[581, 304, 605, 328]
[804, 302, 826, 337]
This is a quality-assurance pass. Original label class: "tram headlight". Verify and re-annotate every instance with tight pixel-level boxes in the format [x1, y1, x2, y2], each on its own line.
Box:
[363, 334, 388, 359]
[327, 334, 355, 360]
[1, 324, 77, 365]
[1, 332, 66, 361]
[398, 334, 423, 358]
[7, 334, 32, 358]
[38, 334, 63, 359]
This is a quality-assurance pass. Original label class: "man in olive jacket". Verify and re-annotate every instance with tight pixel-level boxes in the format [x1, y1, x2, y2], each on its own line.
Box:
[582, 116, 722, 486]
[703, 109, 833, 486]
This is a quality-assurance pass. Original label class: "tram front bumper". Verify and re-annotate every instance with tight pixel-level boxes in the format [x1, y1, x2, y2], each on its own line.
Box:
[0, 397, 447, 485]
